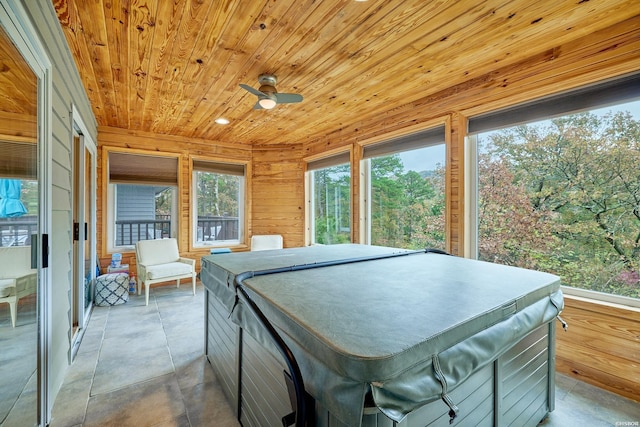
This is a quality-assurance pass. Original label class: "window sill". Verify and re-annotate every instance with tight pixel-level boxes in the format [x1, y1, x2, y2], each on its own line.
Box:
[192, 243, 249, 251]
[108, 246, 135, 254]
[560, 285, 640, 311]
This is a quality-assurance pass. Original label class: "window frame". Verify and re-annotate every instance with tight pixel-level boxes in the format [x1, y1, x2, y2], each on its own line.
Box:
[103, 147, 181, 254]
[359, 125, 447, 248]
[190, 157, 248, 250]
[465, 73, 640, 307]
[304, 148, 352, 246]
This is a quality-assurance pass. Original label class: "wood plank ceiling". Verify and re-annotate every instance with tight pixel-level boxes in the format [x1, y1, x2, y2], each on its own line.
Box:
[52, 0, 639, 146]
[0, 24, 37, 142]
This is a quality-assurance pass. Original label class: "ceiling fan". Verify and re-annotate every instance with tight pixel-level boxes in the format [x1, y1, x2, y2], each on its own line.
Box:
[239, 74, 303, 110]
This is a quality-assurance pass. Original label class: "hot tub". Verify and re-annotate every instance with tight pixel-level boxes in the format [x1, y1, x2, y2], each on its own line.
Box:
[201, 244, 563, 427]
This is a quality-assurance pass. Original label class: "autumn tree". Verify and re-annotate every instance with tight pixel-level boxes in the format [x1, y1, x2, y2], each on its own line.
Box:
[479, 111, 640, 297]
[478, 154, 556, 270]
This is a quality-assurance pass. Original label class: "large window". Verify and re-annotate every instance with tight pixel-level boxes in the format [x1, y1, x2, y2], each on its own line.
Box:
[308, 152, 351, 244]
[107, 151, 179, 250]
[469, 76, 640, 302]
[192, 160, 245, 247]
[363, 127, 446, 250]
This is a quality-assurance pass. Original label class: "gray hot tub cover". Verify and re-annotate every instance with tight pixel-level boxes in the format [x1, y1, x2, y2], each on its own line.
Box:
[202, 247, 563, 426]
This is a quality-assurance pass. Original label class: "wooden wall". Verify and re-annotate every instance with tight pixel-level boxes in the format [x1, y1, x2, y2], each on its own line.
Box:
[251, 144, 305, 247]
[557, 296, 640, 402]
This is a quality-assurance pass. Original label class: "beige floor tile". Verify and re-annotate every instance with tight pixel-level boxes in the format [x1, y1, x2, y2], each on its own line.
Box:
[83, 374, 185, 427]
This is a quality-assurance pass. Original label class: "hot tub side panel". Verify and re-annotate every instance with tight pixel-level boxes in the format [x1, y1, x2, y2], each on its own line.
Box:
[240, 330, 295, 427]
[313, 322, 554, 427]
[496, 321, 556, 426]
[206, 292, 556, 427]
[206, 288, 240, 417]
[203, 254, 294, 427]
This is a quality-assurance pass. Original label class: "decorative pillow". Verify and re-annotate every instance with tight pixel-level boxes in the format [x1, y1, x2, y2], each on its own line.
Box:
[95, 273, 129, 306]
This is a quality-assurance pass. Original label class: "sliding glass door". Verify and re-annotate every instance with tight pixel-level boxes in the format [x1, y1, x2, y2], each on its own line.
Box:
[72, 127, 96, 358]
[0, 20, 40, 427]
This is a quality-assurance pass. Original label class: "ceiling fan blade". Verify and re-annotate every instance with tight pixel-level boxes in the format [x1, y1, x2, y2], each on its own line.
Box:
[274, 93, 303, 104]
[239, 83, 265, 97]
[253, 101, 264, 110]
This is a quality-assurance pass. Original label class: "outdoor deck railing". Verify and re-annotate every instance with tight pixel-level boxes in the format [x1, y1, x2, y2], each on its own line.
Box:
[115, 216, 238, 246]
[0, 216, 239, 247]
[115, 219, 171, 246]
[197, 216, 238, 241]
[0, 216, 37, 247]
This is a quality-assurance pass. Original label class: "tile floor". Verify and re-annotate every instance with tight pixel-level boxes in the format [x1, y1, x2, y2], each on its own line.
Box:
[0, 293, 37, 427]
[44, 282, 639, 427]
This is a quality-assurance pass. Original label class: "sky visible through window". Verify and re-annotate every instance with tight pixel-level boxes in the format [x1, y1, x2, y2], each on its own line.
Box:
[397, 144, 445, 172]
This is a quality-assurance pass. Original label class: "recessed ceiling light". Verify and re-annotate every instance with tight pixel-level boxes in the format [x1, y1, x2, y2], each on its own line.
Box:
[215, 118, 230, 125]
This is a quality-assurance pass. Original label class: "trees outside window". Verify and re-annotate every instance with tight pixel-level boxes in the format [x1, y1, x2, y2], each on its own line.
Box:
[195, 171, 239, 218]
[367, 146, 445, 250]
[477, 102, 640, 299]
[193, 167, 243, 246]
[311, 164, 351, 244]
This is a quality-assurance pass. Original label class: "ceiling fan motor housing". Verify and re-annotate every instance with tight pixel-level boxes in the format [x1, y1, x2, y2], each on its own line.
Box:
[258, 84, 277, 94]
[258, 74, 278, 94]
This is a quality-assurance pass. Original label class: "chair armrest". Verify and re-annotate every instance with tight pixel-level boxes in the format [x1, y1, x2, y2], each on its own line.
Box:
[137, 264, 148, 281]
[14, 272, 36, 294]
[178, 257, 195, 267]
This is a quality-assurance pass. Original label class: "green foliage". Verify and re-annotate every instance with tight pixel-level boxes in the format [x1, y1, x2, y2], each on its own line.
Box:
[479, 110, 640, 299]
[196, 171, 240, 217]
[311, 156, 446, 248]
[369, 154, 445, 250]
[313, 164, 351, 244]
[20, 180, 38, 214]
[155, 187, 173, 216]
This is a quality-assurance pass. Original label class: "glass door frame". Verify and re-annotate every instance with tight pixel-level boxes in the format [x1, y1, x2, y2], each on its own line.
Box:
[71, 105, 97, 360]
[0, 1, 53, 425]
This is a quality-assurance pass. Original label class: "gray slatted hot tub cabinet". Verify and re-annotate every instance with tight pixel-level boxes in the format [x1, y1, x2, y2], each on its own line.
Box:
[200, 244, 564, 427]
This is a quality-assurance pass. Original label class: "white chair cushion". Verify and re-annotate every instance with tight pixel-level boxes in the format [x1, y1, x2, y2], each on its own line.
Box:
[146, 262, 193, 280]
[0, 279, 15, 297]
[0, 246, 35, 279]
[136, 238, 181, 265]
[251, 235, 283, 251]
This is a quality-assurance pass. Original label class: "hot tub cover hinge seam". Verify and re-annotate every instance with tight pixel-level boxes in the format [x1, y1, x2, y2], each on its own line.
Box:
[432, 354, 459, 424]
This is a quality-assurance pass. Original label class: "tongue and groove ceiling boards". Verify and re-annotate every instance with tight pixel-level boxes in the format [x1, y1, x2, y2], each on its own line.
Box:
[51, 0, 640, 145]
